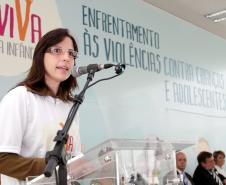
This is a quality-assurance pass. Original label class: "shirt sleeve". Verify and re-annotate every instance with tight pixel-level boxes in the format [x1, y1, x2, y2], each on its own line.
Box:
[0, 153, 45, 180]
[0, 87, 28, 154]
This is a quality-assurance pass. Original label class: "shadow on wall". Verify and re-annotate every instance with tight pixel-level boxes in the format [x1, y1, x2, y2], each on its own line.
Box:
[196, 137, 211, 153]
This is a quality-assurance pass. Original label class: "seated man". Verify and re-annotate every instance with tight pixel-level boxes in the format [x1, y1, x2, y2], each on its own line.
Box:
[193, 151, 225, 185]
[163, 152, 194, 185]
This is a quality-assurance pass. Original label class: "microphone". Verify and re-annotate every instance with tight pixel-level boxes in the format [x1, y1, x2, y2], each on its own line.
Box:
[72, 64, 114, 77]
[115, 64, 125, 74]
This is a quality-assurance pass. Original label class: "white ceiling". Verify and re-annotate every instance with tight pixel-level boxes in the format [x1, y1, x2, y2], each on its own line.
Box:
[144, 0, 226, 41]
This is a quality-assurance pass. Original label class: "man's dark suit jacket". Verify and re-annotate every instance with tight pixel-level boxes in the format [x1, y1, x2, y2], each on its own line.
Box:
[193, 165, 223, 185]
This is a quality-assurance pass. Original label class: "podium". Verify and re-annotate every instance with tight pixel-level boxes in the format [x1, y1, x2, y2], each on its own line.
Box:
[26, 138, 193, 185]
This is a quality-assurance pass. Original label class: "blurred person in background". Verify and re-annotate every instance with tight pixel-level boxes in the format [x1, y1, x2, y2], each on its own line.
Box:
[213, 150, 226, 184]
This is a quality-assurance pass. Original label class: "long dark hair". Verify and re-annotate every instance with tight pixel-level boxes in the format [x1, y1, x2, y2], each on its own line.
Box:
[18, 28, 78, 102]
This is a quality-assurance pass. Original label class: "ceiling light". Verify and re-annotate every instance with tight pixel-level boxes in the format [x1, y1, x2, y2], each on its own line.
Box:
[205, 9, 226, 18]
[205, 9, 226, 23]
[213, 17, 226, 23]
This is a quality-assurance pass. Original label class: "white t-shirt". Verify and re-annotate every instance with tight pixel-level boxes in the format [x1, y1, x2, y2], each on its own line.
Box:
[0, 86, 81, 185]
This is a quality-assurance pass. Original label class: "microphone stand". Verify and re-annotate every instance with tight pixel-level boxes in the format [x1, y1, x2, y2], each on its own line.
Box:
[44, 71, 95, 185]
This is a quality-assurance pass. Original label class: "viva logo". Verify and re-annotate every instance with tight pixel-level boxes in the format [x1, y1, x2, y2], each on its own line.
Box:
[0, 0, 42, 43]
